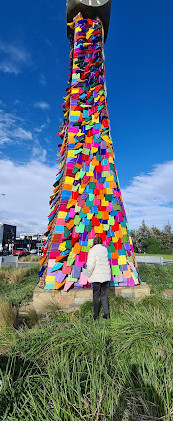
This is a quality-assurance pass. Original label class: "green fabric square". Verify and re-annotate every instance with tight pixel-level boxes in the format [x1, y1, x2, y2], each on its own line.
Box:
[108, 216, 114, 225]
[89, 182, 96, 189]
[122, 235, 128, 243]
[111, 265, 120, 276]
[64, 227, 70, 238]
[89, 193, 94, 201]
[83, 148, 90, 155]
[74, 148, 83, 155]
[75, 204, 81, 213]
[74, 215, 81, 225]
[81, 246, 90, 252]
[109, 242, 115, 252]
[103, 224, 109, 231]
[110, 163, 115, 172]
[97, 105, 104, 111]
[79, 208, 87, 217]
[73, 166, 80, 175]
[72, 184, 79, 192]
[67, 274, 77, 282]
[105, 194, 113, 202]
[113, 204, 121, 211]
[66, 240, 72, 250]
[79, 169, 86, 178]
[85, 221, 92, 232]
[67, 257, 75, 267]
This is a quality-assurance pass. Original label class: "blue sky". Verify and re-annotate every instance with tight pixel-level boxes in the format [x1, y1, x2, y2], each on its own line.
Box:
[0, 0, 173, 233]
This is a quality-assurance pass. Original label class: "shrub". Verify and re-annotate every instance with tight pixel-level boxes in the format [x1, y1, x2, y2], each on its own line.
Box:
[8, 268, 26, 285]
[142, 237, 162, 254]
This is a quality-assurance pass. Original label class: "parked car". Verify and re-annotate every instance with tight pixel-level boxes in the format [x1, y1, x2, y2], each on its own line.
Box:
[30, 249, 38, 254]
[13, 248, 30, 257]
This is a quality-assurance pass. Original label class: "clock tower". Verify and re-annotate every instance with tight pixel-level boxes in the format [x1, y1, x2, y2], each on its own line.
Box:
[67, 0, 111, 41]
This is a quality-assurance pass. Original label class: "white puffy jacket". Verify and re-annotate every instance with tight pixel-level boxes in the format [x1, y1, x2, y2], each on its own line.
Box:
[87, 244, 111, 283]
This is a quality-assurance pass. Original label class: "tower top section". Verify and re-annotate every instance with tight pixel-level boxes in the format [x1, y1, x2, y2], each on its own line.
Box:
[66, 0, 111, 42]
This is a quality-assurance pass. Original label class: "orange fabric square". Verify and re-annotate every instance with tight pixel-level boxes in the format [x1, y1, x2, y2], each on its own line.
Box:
[73, 242, 82, 254]
[66, 219, 74, 230]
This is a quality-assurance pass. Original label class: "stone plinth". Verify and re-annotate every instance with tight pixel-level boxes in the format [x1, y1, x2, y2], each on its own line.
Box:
[33, 282, 150, 314]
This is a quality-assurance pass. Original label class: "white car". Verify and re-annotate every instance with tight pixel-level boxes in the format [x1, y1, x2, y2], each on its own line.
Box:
[30, 249, 38, 254]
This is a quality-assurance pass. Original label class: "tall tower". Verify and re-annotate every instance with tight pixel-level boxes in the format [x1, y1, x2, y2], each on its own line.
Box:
[39, 0, 140, 291]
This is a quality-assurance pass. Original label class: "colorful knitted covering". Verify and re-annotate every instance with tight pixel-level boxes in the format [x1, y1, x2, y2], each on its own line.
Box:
[39, 17, 141, 291]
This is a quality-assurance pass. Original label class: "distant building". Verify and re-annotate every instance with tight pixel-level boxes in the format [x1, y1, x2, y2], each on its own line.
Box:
[19, 233, 46, 242]
[0, 222, 16, 252]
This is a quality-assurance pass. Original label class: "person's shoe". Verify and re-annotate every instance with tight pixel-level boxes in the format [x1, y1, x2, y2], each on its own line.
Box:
[103, 314, 110, 319]
[93, 315, 98, 321]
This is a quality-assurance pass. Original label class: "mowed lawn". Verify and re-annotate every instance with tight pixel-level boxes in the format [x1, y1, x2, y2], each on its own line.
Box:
[136, 253, 173, 260]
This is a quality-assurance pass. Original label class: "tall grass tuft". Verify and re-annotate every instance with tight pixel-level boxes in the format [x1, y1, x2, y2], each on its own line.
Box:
[0, 300, 16, 330]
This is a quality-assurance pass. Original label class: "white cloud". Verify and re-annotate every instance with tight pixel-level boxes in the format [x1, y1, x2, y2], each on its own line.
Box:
[0, 41, 32, 75]
[31, 141, 47, 163]
[34, 101, 50, 110]
[39, 73, 46, 86]
[0, 159, 57, 234]
[122, 161, 173, 229]
[13, 127, 32, 140]
[0, 109, 32, 145]
[1, 158, 172, 236]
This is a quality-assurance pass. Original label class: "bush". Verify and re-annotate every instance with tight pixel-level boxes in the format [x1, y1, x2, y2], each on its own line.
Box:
[142, 237, 162, 254]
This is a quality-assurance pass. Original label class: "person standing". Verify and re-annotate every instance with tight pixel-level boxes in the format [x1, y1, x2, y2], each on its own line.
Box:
[87, 237, 111, 320]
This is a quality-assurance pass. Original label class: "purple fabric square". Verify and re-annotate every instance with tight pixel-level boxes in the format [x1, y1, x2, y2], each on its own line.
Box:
[124, 243, 131, 251]
[74, 280, 83, 289]
[55, 272, 66, 284]
[72, 265, 81, 279]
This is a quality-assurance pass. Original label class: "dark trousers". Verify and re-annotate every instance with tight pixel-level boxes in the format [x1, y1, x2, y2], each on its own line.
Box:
[93, 282, 109, 319]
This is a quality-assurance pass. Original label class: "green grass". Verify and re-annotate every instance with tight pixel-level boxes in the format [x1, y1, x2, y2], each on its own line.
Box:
[136, 252, 173, 260]
[19, 255, 40, 262]
[0, 265, 39, 307]
[140, 264, 173, 293]
[0, 264, 173, 419]
[0, 298, 173, 420]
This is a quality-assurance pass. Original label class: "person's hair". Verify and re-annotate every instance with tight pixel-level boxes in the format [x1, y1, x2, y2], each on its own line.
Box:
[93, 236, 102, 246]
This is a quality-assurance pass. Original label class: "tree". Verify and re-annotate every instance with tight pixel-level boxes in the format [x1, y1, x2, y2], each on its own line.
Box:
[163, 221, 172, 234]
[135, 220, 151, 252]
[142, 237, 162, 254]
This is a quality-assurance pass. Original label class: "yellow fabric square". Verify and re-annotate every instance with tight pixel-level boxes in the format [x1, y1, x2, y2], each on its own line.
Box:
[118, 255, 127, 265]
[87, 213, 94, 220]
[71, 88, 79, 94]
[59, 241, 66, 252]
[101, 198, 109, 206]
[94, 224, 103, 233]
[86, 170, 94, 176]
[58, 211, 67, 219]
[91, 147, 98, 153]
[122, 227, 127, 235]
[78, 186, 85, 194]
[106, 175, 114, 181]
[68, 151, 75, 158]
[65, 176, 74, 185]
[45, 275, 56, 284]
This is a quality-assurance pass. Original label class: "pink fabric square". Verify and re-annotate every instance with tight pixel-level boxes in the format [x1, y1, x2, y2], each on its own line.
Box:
[69, 208, 76, 218]
[107, 203, 112, 212]
[75, 255, 84, 267]
[62, 262, 72, 274]
[79, 272, 88, 285]
[64, 281, 74, 292]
